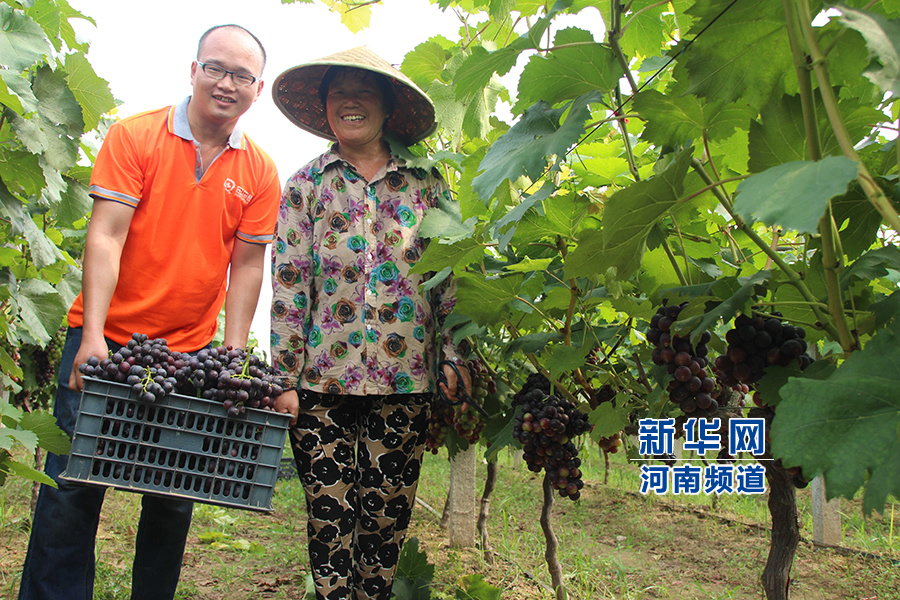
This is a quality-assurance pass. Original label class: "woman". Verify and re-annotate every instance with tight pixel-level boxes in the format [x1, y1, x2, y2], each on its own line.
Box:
[270, 46, 470, 600]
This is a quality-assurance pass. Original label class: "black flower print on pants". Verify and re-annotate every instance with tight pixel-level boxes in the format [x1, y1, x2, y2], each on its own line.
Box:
[289, 392, 430, 600]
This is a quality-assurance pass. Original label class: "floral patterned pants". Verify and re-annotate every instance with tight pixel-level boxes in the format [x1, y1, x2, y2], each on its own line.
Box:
[289, 391, 431, 600]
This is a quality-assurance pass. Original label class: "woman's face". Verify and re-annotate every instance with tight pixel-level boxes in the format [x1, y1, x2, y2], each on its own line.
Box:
[325, 69, 388, 150]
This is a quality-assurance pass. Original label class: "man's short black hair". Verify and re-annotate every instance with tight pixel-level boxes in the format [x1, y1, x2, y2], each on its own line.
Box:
[198, 24, 267, 73]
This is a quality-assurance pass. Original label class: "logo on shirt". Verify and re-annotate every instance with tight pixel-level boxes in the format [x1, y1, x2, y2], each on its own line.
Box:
[224, 178, 253, 204]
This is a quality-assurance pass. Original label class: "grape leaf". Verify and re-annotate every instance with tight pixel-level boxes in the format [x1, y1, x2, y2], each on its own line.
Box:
[748, 93, 883, 174]
[455, 574, 501, 600]
[484, 407, 521, 462]
[25, 0, 61, 51]
[23, 213, 66, 269]
[403, 40, 450, 90]
[733, 157, 860, 234]
[0, 426, 38, 451]
[545, 342, 592, 382]
[64, 53, 116, 132]
[513, 28, 620, 114]
[13, 278, 68, 345]
[0, 148, 45, 198]
[621, 0, 670, 59]
[0, 4, 51, 72]
[18, 411, 70, 455]
[634, 90, 749, 147]
[589, 402, 631, 439]
[9, 112, 80, 172]
[391, 578, 432, 600]
[773, 319, 900, 514]
[676, 0, 793, 112]
[413, 239, 483, 276]
[452, 6, 562, 100]
[1, 69, 38, 114]
[565, 147, 692, 281]
[55, 176, 93, 227]
[841, 245, 900, 296]
[473, 91, 602, 203]
[665, 272, 771, 345]
[837, 6, 900, 95]
[453, 274, 542, 326]
[506, 331, 563, 355]
[496, 181, 556, 233]
[2, 455, 56, 487]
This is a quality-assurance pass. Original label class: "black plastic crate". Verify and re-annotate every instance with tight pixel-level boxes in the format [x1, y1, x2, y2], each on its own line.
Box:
[60, 377, 291, 512]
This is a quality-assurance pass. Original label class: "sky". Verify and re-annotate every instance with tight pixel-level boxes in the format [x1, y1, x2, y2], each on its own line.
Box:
[68, 0, 464, 353]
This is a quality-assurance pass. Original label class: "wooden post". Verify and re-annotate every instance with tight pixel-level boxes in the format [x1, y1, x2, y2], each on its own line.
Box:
[810, 476, 841, 545]
[448, 444, 477, 548]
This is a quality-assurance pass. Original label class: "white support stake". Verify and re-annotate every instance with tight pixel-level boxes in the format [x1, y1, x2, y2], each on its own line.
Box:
[448, 444, 477, 548]
[810, 475, 841, 545]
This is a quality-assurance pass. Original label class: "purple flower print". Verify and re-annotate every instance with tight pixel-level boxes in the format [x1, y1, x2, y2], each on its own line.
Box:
[378, 197, 400, 219]
[321, 305, 343, 334]
[315, 351, 335, 372]
[410, 352, 426, 378]
[322, 254, 343, 277]
[345, 364, 363, 389]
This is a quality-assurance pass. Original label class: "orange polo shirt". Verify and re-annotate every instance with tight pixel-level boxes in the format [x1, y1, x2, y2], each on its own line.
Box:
[67, 98, 280, 351]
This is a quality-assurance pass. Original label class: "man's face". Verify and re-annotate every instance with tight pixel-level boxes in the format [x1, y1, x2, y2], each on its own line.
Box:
[190, 28, 264, 128]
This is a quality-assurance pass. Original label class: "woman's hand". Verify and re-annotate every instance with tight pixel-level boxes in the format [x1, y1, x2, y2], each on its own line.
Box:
[439, 362, 472, 403]
[274, 388, 300, 426]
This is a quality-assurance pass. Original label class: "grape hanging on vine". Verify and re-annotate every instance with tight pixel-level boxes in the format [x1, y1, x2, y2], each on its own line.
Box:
[647, 303, 719, 416]
[512, 386, 592, 501]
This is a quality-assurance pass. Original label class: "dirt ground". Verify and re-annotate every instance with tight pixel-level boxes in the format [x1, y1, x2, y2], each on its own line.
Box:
[2, 469, 897, 599]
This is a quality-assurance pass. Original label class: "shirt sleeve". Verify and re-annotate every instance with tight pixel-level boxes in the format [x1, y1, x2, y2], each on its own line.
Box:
[88, 120, 144, 208]
[236, 150, 281, 245]
[270, 167, 315, 387]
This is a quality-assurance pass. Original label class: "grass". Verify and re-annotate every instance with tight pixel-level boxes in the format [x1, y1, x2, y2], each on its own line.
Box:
[0, 441, 898, 599]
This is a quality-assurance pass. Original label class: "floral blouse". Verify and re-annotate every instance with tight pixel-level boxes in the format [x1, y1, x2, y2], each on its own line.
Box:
[270, 145, 460, 395]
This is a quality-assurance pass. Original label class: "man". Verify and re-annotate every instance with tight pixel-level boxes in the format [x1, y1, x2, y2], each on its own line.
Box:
[18, 24, 280, 600]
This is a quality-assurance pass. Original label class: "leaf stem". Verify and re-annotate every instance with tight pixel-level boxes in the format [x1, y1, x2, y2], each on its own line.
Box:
[795, 0, 900, 233]
[691, 158, 841, 341]
[661, 238, 689, 286]
[621, 0, 670, 35]
[787, 0, 856, 352]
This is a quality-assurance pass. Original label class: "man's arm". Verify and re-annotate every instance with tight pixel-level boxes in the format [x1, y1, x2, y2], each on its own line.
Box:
[70, 199, 135, 390]
[223, 239, 267, 349]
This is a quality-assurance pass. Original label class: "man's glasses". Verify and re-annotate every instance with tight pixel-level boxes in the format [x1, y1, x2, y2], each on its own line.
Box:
[197, 62, 257, 87]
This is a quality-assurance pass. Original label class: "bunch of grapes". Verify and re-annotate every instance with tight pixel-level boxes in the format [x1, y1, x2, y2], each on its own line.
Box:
[32, 338, 61, 387]
[424, 400, 453, 454]
[712, 312, 813, 396]
[596, 384, 617, 404]
[647, 303, 719, 415]
[79, 333, 179, 402]
[424, 358, 495, 450]
[511, 372, 552, 407]
[512, 387, 592, 501]
[451, 358, 493, 444]
[173, 345, 284, 417]
[597, 432, 622, 454]
[79, 333, 284, 416]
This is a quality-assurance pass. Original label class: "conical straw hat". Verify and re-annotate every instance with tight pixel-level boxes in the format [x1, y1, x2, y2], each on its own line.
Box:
[272, 46, 436, 146]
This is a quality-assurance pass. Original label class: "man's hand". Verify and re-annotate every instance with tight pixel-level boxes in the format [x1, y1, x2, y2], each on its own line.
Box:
[439, 361, 472, 403]
[274, 388, 300, 426]
[69, 337, 110, 391]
